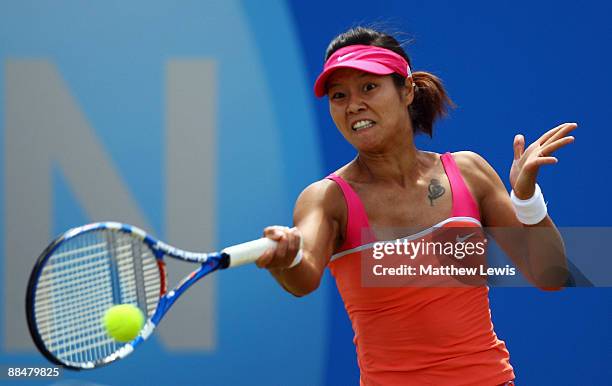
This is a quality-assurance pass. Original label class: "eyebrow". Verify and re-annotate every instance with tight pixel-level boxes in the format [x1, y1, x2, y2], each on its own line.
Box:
[327, 73, 373, 91]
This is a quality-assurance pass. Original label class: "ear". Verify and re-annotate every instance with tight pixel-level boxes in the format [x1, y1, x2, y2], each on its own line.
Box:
[402, 77, 415, 107]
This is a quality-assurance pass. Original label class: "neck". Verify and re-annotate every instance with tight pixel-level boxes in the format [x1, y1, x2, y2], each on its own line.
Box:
[354, 139, 430, 187]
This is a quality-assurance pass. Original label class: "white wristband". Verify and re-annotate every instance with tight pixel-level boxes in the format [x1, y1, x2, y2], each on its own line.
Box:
[510, 183, 548, 225]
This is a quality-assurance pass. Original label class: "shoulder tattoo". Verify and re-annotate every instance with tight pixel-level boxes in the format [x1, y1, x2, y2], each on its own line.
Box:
[427, 178, 445, 206]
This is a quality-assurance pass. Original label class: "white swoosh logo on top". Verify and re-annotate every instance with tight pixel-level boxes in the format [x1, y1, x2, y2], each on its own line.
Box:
[337, 52, 355, 61]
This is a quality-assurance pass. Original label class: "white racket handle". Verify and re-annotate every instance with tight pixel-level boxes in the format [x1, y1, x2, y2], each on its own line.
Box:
[223, 235, 303, 268]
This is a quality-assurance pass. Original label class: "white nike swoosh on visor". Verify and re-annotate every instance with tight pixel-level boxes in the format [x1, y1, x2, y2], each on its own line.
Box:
[337, 52, 355, 61]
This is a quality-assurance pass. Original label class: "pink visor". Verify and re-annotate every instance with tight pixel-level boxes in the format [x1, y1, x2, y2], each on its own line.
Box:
[313, 44, 412, 97]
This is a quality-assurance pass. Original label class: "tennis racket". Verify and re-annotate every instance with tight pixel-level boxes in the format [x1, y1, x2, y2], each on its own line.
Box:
[26, 221, 300, 370]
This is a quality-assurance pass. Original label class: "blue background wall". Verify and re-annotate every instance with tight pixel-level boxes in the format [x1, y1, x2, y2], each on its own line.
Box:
[1, 0, 610, 385]
[288, 1, 612, 384]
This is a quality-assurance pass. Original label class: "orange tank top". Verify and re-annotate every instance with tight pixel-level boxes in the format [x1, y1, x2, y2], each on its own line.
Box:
[326, 153, 515, 386]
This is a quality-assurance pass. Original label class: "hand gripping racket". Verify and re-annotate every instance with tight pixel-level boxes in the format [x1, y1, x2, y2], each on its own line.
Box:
[26, 222, 301, 370]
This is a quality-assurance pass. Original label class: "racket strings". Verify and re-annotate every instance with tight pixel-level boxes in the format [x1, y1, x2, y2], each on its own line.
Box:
[116, 235, 161, 315]
[33, 229, 161, 367]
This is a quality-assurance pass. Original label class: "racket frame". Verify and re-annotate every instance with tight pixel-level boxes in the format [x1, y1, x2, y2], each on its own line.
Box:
[26, 222, 230, 370]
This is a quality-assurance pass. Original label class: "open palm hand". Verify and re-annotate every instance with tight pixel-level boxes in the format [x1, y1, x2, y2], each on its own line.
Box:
[510, 123, 577, 199]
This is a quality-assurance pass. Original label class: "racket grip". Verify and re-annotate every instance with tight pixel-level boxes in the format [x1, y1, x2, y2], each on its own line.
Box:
[224, 238, 278, 268]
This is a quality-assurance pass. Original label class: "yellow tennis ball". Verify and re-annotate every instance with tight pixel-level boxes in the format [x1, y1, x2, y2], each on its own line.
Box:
[103, 304, 145, 343]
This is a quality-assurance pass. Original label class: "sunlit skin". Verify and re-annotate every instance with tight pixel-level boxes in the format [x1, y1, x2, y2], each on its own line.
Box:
[327, 68, 414, 155]
[324, 68, 435, 193]
[256, 65, 576, 293]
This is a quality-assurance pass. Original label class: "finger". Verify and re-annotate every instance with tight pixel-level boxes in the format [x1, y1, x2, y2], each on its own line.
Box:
[522, 157, 557, 175]
[263, 226, 279, 238]
[542, 123, 577, 147]
[540, 136, 575, 156]
[537, 123, 568, 144]
[293, 227, 303, 249]
[256, 249, 274, 268]
[533, 156, 558, 167]
[287, 228, 300, 256]
[536, 124, 564, 144]
[275, 234, 289, 261]
[263, 226, 288, 241]
[540, 123, 577, 146]
[513, 134, 525, 160]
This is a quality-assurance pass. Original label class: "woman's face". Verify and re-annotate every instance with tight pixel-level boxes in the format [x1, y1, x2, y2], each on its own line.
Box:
[327, 68, 413, 152]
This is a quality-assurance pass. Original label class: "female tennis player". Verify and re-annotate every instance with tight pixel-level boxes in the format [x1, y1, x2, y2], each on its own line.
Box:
[257, 26, 575, 385]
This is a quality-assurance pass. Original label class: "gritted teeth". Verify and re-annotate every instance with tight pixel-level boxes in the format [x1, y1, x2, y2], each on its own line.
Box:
[352, 120, 375, 130]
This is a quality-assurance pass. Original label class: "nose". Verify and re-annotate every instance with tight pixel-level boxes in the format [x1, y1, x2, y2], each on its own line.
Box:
[347, 94, 366, 115]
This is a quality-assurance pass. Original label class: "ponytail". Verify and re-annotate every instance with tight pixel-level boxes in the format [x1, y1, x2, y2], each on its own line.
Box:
[408, 71, 455, 137]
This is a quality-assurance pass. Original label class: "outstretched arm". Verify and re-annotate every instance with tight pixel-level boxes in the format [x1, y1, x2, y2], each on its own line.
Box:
[256, 179, 343, 297]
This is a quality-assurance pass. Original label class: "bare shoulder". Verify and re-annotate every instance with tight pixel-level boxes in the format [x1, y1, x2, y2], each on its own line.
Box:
[297, 179, 343, 205]
[295, 178, 345, 222]
[452, 150, 489, 170]
[450, 151, 504, 202]
[294, 178, 347, 250]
